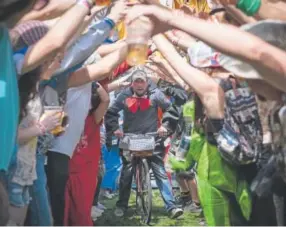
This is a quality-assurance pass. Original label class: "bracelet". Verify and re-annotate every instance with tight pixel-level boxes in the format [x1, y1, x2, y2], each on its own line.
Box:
[103, 17, 115, 29]
[236, 0, 261, 16]
[36, 122, 47, 135]
[77, 0, 92, 14]
[172, 37, 179, 46]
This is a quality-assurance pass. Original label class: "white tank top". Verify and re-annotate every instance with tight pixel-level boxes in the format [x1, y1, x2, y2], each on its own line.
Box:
[50, 83, 92, 157]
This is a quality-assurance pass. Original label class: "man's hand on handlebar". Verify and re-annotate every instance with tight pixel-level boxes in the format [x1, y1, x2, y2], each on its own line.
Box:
[114, 129, 124, 138]
[157, 125, 168, 137]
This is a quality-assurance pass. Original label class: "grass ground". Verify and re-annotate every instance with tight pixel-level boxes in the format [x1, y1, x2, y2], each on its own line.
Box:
[95, 190, 203, 226]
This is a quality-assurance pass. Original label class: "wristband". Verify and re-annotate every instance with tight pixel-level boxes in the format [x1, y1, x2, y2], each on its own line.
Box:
[236, 0, 261, 16]
[103, 17, 115, 29]
[77, 0, 92, 14]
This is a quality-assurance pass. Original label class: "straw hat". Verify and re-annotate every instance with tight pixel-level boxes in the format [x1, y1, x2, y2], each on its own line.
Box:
[218, 20, 286, 79]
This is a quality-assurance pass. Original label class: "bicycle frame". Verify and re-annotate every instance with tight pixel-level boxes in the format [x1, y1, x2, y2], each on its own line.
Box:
[133, 155, 152, 224]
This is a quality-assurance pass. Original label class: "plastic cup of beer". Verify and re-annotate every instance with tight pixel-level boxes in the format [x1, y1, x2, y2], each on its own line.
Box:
[96, 0, 111, 6]
[126, 17, 153, 66]
[43, 106, 67, 136]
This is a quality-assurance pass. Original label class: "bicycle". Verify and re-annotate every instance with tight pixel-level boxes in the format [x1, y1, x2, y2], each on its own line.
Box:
[120, 132, 158, 225]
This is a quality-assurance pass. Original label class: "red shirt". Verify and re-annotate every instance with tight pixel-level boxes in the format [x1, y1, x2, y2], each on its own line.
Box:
[69, 114, 101, 174]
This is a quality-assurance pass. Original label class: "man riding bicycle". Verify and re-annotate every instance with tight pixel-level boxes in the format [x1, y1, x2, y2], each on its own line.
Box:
[105, 67, 183, 219]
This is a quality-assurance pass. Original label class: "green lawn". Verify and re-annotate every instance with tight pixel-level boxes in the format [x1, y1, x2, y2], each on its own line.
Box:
[95, 190, 203, 226]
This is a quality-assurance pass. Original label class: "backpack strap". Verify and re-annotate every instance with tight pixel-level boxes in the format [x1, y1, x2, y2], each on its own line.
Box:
[193, 94, 204, 131]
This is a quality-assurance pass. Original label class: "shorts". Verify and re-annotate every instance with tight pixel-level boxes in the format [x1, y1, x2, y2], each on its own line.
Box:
[8, 182, 30, 207]
[176, 169, 196, 180]
[6, 162, 30, 207]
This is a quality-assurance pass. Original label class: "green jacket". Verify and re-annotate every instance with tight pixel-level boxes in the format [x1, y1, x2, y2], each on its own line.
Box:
[170, 100, 251, 226]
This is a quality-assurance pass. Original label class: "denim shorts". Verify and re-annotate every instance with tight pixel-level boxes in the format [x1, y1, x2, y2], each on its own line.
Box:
[8, 182, 30, 207]
[6, 162, 30, 207]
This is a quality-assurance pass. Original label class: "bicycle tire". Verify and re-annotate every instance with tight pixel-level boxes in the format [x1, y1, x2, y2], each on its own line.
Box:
[135, 158, 152, 224]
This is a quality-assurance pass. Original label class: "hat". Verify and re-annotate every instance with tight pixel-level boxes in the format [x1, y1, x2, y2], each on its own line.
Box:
[131, 67, 148, 82]
[12, 20, 49, 50]
[188, 41, 221, 68]
[218, 20, 286, 79]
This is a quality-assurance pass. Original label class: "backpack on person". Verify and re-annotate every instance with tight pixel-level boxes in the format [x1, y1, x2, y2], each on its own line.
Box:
[215, 78, 263, 165]
[270, 104, 286, 182]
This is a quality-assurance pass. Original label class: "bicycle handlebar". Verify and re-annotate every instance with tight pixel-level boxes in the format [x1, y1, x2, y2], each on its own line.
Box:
[124, 132, 158, 137]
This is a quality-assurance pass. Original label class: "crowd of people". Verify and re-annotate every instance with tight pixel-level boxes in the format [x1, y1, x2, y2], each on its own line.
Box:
[1, 0, 286, 226]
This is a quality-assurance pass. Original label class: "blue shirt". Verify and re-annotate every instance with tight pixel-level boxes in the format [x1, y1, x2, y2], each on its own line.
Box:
[0, 26, 19, 171]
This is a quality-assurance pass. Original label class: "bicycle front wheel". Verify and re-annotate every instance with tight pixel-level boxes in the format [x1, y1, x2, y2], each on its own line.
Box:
[135, 158, 152, 224]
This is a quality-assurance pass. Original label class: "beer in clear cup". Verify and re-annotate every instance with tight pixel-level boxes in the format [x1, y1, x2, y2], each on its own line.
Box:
[96, 0, 111, 6]
[127, 43, 149, 66]
[43, 106, 68, 136]
[126, 17, 153, 66]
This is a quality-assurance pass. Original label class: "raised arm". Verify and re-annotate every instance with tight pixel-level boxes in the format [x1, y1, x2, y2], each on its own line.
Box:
[21, 1, 92, 74]
[165, 30, 197, 52]
[213, 0, 286, 20]
[126, 4, 286, 92]
[224, 5, 257, 24]
[51, 0, 128, 78]
[105, 92, 126, 144]
[153, 34, 224, 119]
[93, 85, 110, 124]
[148, 55, 191, 91]
[153, 88, 180, 133]
[67, 44, 128, 88]
[19, 0, 76, 22]
[97, 40, 127, 57]
[107, 74, 131, 92]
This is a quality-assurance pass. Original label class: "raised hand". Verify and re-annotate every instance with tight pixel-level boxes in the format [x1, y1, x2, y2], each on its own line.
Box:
[39, 112, 62, 132]
[108, 0, 130, 23]
[124, 4, 173, 35]
[157, 125, 169, 137]
[148, 54, 164, 65]
[114, 129, 124, 138]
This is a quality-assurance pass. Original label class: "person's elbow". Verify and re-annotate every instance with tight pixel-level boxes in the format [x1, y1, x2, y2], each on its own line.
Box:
[102, 66, 114, 77]
[101, 96, 110, 104]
